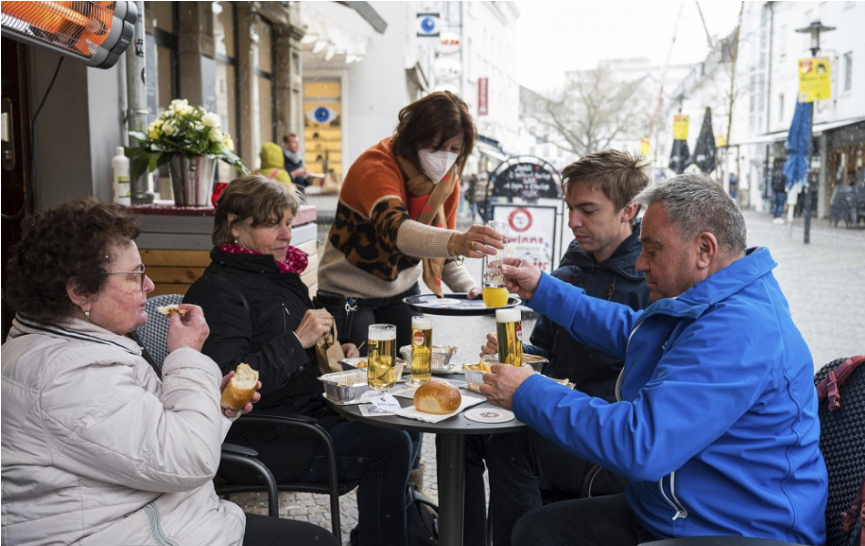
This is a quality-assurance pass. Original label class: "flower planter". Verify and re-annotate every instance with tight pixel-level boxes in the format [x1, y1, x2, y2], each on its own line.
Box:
[169, 155, 216, 207]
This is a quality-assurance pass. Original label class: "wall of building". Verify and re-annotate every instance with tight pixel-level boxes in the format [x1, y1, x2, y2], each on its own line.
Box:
[344, 1, 412, 165]
[30, 48, 124, 209]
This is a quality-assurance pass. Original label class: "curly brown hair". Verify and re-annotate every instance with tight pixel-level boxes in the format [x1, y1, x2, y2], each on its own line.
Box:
[212, 175, 300, 245]
[392, 91, 477, 178]
[4, 198, 141, 324]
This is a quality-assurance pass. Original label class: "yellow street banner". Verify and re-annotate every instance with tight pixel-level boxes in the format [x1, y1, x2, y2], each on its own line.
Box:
[640, 137, 651, 156]
[672, 114, 689, 140]
[798, 57, 832, 102]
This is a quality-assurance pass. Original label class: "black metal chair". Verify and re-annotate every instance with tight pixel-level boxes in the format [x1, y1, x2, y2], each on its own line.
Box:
[135, 294, 354, 542]
[639, 356, 865, 546]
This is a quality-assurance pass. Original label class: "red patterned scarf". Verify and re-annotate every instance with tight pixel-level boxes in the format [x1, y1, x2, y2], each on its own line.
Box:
[219, 243, 308, 274]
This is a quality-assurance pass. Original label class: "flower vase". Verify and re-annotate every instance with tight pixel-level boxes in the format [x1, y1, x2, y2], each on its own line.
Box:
[168, 155, 216, 206]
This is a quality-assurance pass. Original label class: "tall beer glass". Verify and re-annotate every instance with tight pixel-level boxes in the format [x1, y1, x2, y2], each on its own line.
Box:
[495, 308, 522, 366]
[409, 316, 433, 385]
[483, 219, 510, 308]
[367, 324, 398, 393]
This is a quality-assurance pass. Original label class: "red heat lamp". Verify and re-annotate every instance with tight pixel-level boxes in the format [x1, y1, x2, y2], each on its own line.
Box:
[1, 1, 137, 69]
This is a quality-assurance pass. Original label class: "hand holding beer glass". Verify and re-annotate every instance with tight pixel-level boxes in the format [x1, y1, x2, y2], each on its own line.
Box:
[409, 316, 433, 385]
[367, 324, 398, 394]
[483, 219, 510, 308]
[496, 308, 523, 366]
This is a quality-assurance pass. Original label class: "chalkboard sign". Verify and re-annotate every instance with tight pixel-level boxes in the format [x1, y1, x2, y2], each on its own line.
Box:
[490, 156, 561, 202]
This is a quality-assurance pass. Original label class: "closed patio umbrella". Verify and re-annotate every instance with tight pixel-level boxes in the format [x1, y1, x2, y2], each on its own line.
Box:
[782, 101, 812, 230]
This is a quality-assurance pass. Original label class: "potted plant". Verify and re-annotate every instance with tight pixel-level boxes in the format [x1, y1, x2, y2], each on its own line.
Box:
[126, 99, 248, 206]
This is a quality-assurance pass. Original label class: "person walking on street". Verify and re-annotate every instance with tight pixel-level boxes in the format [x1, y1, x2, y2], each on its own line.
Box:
[771, 159, 788, 224]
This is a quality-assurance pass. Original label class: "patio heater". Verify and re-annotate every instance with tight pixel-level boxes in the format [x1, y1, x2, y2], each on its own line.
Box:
[1, 2, 136, 69]
[794, 20, 835, 244]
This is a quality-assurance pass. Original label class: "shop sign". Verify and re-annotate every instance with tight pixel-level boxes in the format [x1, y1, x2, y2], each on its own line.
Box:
[798, 57, 832, 102]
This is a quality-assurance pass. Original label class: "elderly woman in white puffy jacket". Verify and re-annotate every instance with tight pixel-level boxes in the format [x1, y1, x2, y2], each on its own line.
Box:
[0, 198, 338, 546]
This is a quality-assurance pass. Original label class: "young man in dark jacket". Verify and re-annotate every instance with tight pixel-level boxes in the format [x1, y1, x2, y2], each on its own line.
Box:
[461, 150, 651, 546]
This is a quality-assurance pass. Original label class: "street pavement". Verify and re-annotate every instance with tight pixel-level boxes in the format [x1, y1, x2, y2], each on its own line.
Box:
[232, 204, 864, 544]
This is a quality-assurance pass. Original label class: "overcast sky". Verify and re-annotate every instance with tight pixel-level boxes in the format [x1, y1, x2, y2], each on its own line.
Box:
[514, 1, 743, 92]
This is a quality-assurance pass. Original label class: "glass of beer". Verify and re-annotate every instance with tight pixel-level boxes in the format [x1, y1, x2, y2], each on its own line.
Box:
[483, 219, 510, 308]
[367, 324, 398, 393]
[495, 308, 523, 366]
[409, 316, 433, 385]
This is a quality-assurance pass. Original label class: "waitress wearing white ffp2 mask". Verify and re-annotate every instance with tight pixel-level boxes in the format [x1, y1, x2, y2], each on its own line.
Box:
[316, 91, 506, 353]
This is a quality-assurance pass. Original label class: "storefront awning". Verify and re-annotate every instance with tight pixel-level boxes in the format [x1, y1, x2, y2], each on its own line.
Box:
[475, 136, 508, 162]
[727, 116, 865, 147]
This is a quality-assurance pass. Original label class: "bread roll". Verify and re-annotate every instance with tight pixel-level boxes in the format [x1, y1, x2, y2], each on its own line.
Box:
[221, 363, 259, 410]
[413, 381, 461, 414]
[156, 304, 186, 316]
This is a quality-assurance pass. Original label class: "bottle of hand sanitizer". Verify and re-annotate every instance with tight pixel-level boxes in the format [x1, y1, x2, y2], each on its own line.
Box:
[112, 147, 132, 206]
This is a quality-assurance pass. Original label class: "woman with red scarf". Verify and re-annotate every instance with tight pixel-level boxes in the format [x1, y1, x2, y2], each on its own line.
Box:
[185, 175, 413, 546]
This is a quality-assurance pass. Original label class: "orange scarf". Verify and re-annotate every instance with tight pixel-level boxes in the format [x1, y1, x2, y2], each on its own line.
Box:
[397, 156, 457, 297]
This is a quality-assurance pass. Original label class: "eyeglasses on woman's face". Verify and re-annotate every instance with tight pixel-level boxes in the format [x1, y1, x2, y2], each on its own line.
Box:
[106, 263, 147, 292]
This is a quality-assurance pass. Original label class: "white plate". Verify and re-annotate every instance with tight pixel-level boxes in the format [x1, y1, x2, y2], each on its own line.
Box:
[463, 407, 515, 424]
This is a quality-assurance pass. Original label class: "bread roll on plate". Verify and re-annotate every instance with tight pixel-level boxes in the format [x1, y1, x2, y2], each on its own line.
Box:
[413, 381, 461, 414]
[221, 363, 259, 410]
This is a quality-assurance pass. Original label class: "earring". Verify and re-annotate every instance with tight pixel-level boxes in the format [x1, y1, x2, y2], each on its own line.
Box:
[84, 309, 91, 320]
[234, 238, 239, 244]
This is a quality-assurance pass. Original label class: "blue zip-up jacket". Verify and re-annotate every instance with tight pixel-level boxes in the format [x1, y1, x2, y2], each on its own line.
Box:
[523, 222, 650, 400]
[513, 247, 827, 544]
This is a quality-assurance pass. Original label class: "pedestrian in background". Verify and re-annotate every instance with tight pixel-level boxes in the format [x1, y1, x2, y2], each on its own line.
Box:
[771, 158, 788, 224]
[283, 133, 314, 189]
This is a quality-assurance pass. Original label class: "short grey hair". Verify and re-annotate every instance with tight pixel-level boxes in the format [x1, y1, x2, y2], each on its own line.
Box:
[633, 173, 747, 254]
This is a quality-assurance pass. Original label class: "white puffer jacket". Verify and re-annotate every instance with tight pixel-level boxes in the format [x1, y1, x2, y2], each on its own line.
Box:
[1, 316, 246, 546]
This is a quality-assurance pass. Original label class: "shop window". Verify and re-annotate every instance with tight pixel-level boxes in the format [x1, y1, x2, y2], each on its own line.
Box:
[213, 1, 238, 181]
[145, 2, 178, 116]
[303, 80, 342, 177]
[250, 15, 275, 170]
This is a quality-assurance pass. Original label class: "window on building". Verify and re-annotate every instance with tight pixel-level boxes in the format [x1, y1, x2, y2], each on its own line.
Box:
[250, 15, 274, 170]
[146, 2, 178, 115]
[779, 24, 787, 60]
[303, 80, 342, 178]
[213, 1, 238, 182]
[778, 94, 785, 122]
[844, 52, 853, 92]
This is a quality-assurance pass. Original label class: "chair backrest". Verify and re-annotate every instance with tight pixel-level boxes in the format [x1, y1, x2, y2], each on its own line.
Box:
[814, 356, 865, 546]
[136, 294, 184, 374]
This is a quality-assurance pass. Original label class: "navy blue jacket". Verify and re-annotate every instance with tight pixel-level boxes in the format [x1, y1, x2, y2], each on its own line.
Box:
[524, 222, 649, 400]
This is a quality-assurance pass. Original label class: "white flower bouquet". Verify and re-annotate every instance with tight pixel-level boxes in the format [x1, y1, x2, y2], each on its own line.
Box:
[126, 99, 247, 181]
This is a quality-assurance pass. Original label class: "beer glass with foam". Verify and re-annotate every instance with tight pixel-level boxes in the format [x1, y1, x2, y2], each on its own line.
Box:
[409, 316, 433, 385]
[495, 308, 523, 366]
[483, 219, 510, 308]
[367, 324, 398, 392]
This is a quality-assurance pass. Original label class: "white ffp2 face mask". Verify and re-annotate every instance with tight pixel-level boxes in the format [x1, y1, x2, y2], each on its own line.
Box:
[418, 149, 458, 184]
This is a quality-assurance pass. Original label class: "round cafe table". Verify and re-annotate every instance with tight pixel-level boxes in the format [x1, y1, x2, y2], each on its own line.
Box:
[325, 383, 525, 546]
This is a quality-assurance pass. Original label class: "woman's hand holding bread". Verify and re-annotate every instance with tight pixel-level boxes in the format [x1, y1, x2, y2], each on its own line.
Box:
[165, 304, 209, 353]
[293, 308, 335, 349]
[220, 363, 261, 418]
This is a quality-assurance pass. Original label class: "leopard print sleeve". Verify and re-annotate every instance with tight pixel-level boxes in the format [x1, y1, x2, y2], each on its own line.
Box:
[327, 198, 419, 281]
